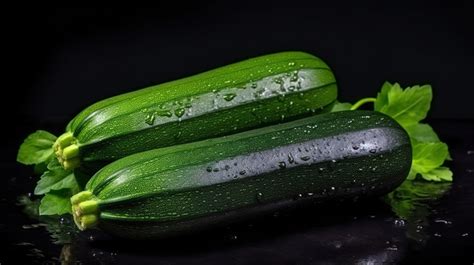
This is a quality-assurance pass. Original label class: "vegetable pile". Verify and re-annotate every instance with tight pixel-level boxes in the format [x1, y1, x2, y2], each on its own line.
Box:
[16, 51, 452, 238]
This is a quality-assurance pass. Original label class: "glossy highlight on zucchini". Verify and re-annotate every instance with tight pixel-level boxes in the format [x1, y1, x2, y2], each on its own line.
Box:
[71, 110, 412, 239]
[52, 51, 337, 170]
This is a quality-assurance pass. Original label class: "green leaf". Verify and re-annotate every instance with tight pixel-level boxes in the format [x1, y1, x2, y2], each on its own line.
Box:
[321, 101, 352, 113]
[405, 123, 439, 143]
[47, 158, 63, 171]
[421, 167, 453, 182]
[374, 82, 432, 128]
[39, 189, 73, 215]
[329, 101, 353, 112]
[411, 141, 450, 181]
[17, 130, 57, 165]
[34, 170, 77, 195]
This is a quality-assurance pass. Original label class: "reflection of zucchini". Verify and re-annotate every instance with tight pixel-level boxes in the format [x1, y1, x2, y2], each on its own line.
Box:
[71, 110, 411, 239]
[52, 51, 337, 170]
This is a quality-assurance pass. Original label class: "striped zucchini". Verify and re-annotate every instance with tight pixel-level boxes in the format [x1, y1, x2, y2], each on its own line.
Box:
[71, 110, 412, 239]
[50, 51, 337, 170]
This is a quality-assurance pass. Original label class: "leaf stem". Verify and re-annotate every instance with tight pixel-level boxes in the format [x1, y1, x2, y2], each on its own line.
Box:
[350, 97, 376, 110]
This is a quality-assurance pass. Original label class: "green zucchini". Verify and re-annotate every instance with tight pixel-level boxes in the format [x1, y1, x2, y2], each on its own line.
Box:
[48, 51, 337, 170]
[71, 110, 412, 239]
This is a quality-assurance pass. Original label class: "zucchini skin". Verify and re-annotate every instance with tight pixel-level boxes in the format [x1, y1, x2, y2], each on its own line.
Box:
[56, 51, 337, 170]
[72, 110, 412, 239]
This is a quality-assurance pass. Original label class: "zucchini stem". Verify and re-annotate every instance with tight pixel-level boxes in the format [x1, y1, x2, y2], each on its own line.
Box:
[53, 132, 81, 170]
[350, 97, 376, 110]
[71, 191, 100, 231]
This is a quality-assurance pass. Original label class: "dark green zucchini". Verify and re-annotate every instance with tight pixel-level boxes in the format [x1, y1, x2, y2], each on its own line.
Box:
[71, 110, 411, 239]
[48, 51, 337, 170]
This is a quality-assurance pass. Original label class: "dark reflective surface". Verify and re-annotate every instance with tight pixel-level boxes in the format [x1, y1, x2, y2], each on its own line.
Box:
[2, 120, 474, 264]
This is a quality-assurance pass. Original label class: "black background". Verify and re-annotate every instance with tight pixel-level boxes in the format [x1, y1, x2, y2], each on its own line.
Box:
[6, 4, 474, 125]
[2, 4, 474, 265]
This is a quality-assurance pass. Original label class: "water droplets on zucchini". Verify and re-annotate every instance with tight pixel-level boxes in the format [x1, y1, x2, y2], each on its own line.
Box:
[174, 108, 186, 118]
[223, 93, 236, 101]
[278, 161, 287, 169]
[144, 113, 155, 125]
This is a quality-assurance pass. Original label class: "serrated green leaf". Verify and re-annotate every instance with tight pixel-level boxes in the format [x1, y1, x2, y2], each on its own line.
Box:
[39, 189, 73, 215]
[412, 142, 448, 173]
[47, 158, 62, 171]
[374, 82, 432, 128]
[373, 82, 393, 111]
[34, 170, 78, 195]
[411, 141, 451, 181]
[17, 130, 57, 165]
[421, 167, 453, 182]
[405, 123, 440, 143]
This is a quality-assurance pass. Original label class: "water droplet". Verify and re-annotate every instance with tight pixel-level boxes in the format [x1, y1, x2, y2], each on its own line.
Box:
[467, 150, 474, 155]
[251, 83, 257, 89]
[145, 113, 155, 125]
[239, 170, 246, 175]
[298, 92, 305, 99]
[174, 108, 185, 118]
[434, 219, 452, 225]
[278, 161, 287, 169]
[256, 192, 264, 203]
[330, 186, 336, 191]
[369, 149, 377, 154]
[288, 153, 295, 164]
[223, 93, 236, 101]
[433, 233, 442, 237]
[290, 71, 299, 82]
[328, 160, 337, 170]
[300, 156, 311, 161]
[213, 168, 219, 172]
[352, 145, 360, 150]
[224, 165, 230, 170]
[206, 166, 212, 172]
[156, 110, 173, 117]
[288, 62, 295, 66]
[230, 235, 238, 240]
[294, 193, 303, 200]
[386, 245, 398, 251]
[277, 94, 285, 102]
[461, 232, 469, 237]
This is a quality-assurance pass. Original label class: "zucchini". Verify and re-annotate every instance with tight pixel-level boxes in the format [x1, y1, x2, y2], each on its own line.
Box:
[71, 110, 412, 239]
[52, 51, 337, 170]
